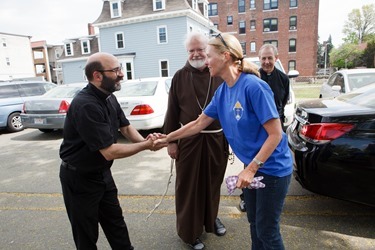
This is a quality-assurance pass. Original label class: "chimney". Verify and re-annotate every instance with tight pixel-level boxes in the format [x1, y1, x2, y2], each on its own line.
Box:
[88, 23, 95, 35]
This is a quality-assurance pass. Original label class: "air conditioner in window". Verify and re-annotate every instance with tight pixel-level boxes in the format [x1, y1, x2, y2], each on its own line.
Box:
[290, 26, 296, 30]
[264, 28, 270, 32]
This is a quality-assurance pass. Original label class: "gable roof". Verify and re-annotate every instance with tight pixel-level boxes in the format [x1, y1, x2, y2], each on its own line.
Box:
[93, 0, 210, 28]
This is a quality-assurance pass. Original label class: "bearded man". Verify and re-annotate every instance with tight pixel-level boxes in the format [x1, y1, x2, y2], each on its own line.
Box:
[59, 52, 164, 249]
[163, 32, 229, 250]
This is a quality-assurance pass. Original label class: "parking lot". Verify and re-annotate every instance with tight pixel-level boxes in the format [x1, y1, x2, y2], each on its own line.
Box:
[1, 128, 375, 249]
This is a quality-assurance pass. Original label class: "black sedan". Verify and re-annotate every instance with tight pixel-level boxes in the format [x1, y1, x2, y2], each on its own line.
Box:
[287, 83, 375, 207]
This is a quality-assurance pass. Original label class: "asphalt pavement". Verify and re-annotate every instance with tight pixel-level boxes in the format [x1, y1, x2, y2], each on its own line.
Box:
[1, 129, 375, 250]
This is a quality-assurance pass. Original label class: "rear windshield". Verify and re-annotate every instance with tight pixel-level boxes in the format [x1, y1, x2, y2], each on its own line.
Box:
[336, 84, 375, 109]
[44, 85, 83, 98]
[0, 84, 20, 98]
[116, 81, 158, 97]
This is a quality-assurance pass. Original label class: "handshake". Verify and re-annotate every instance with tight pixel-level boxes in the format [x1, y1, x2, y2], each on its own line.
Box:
[145, 133, 169, 151]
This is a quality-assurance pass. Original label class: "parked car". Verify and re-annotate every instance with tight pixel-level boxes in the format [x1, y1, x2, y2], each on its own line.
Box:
[245, 57, 299, 127]
[287, 83, 375, 207]
[114, 77, 172, 130]
[21, 82, 86, 133]
[319, 68, 375, 98]
[0, 80, 56, 132]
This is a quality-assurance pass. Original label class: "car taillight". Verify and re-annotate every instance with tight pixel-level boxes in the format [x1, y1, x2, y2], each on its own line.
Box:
[58, 100, 70, 113]
[130, 104, 154, 115]
[299, 123, 354, 144]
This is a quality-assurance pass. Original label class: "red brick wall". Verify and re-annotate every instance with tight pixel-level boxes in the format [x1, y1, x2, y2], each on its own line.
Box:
[208, 0, 319, 77]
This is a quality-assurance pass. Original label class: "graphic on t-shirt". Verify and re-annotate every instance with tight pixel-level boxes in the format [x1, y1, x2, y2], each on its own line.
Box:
[233, 101, 244, 121]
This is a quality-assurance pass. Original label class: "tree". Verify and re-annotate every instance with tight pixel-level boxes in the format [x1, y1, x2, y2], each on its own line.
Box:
[362, 41, 375, 67]
[343, 4, 375, 44]
[330, 44, 363, 69]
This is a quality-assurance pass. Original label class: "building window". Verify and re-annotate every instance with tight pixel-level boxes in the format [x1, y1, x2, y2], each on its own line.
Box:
[2, 38, 6, 47]
[288, 60, 296, 71]
[160, 60, 169, 77]
[208, 3, 218, 16]
[238, 0, 245, 13]
[153, 0, 165, 11]
[157, 26, 168, 44]
[227, 16, 233, 25]
[264, 40, 278, 47]
[263, 18, 278, 32]
[214, 23, 219, 30]
[250, 20, 256, 30]
[290, 0, 297, 8]
[239, 21, 246, 34]
[115, 32, 125, 49]
[65, 43, 73, 56]
[250, 42, 256, 52]
[240, 42, 246, 55]
[5, 57, 10, 66]
[110, 1, 121, 18]
[125, 62, 133, 80]
[192, 0, 198, 10]
[289, 16, 297, 30]
[81, 40, 90, 54]
[264, 0, 278, 10]
[289, 39, 296, 52]
[250, 0, 256, 9]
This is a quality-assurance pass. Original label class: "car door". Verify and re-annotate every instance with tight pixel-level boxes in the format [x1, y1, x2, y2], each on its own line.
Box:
[320, 73, 343, 98]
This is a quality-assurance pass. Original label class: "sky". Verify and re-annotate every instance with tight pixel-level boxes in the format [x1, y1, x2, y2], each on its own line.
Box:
[0, 0, 374, 47]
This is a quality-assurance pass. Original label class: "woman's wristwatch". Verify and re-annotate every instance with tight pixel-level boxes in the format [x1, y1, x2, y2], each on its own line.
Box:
[252, 158, 264, 168]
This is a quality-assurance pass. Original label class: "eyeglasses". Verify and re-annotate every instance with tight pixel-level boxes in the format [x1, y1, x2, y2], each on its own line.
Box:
[97, 67, 122, 76]
[188, 48, 206, 54]
[215, 33, 229, 50]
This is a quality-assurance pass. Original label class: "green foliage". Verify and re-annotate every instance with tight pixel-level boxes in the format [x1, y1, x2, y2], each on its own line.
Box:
[330, 44, 364, 69]
[343, 4, 375, 44]
[362, 41, 375, 67]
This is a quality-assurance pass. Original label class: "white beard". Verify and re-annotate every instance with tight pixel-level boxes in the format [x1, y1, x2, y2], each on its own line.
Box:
[189, 59, 206, 69]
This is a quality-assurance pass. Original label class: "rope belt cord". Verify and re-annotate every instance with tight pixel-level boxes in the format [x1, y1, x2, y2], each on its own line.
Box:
[146, 158, 175, 220]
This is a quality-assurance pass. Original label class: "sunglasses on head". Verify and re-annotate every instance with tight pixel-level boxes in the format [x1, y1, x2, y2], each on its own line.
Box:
[215, 33, 229, 50]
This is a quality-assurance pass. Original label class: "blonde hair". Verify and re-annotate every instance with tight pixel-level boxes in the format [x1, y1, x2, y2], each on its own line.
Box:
[208, 33, 260, 77]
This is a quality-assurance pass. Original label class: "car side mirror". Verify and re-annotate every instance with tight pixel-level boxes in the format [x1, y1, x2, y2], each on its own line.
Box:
[288, 70, 299, 78]
[332, 85, 341, 92]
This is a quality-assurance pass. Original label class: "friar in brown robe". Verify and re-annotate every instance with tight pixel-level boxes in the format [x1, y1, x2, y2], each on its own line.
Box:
[163, 32, 229, 246]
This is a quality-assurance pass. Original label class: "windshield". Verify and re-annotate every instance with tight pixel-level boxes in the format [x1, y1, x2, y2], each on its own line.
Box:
[347, 72, 375, 90]
[336, 83, 375, 108]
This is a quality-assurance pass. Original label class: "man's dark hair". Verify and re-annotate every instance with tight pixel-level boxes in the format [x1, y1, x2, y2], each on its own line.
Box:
[85, 61, 103, 81]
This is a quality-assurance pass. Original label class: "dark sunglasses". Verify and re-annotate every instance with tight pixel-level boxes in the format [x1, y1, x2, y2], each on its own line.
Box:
[215, 33, 229, 50]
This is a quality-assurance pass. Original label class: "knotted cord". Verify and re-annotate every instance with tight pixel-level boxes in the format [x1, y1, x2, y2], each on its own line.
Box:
[146, 158, 175, 220]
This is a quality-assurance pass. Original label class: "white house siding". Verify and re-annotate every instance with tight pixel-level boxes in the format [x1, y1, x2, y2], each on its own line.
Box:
[0, 33, 35, 81]
[61, 60, 87, 84]
[99, 16, 211, 79]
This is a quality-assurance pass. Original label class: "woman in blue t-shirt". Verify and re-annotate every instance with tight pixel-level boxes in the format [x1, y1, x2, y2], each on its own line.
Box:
[156, 33, 292, 250]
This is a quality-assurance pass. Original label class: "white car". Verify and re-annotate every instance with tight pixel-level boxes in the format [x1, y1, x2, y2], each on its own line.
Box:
[244, 57, 299, 127]
[114, 77, 172, 130]
[319, 68, 375, 98]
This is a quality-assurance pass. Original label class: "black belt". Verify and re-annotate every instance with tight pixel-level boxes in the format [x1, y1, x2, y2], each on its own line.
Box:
[61, 161, 77, 171]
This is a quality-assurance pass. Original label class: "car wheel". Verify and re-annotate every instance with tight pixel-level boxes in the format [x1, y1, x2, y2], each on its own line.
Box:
[39, 129, 55, 133]
[7, 112, 24, 132]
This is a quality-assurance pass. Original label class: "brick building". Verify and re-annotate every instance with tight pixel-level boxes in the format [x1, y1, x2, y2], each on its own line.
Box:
[207, 0, 319, 77]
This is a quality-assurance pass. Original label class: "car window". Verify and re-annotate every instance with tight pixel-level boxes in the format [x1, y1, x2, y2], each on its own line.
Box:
[347, 72, 375, 90]
[165, 78, 172, 93]
[326, 74, 338, 87]
[18, 83, 48, 96]
[332, 74, 345, 92]
[0, 84, 20, 98]
[44, 85, 83, 98]
[116, 81, 158, 97]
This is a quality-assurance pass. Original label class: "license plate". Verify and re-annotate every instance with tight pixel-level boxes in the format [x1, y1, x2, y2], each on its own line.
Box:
[34, 118, 46, 124]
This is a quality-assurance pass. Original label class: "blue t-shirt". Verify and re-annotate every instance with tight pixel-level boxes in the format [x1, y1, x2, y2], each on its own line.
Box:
[204, 73, 292, 177]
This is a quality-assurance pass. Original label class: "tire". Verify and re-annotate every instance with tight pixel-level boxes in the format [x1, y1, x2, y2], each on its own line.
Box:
[38, 129, 55, 133]
[7, 112, 23, 132]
